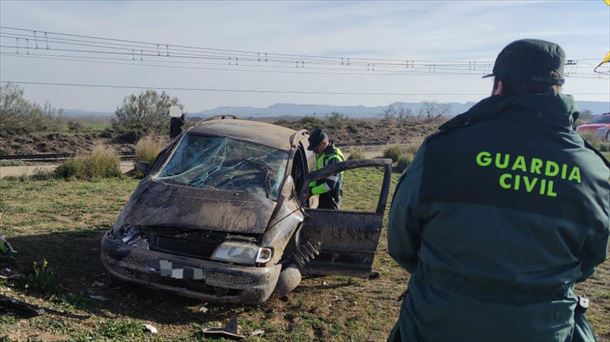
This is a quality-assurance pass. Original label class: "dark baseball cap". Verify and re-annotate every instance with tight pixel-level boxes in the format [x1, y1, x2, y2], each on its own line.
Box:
[307, 127, 328, 151]
[483, 39, 566, 85]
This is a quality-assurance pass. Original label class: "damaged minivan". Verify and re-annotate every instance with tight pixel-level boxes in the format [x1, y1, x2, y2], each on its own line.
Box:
[101, 116, 392, 303]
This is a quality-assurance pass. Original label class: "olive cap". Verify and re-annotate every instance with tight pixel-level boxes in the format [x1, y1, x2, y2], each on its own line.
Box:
[307, 127, 328, 151]
[483, 39, 566, 85]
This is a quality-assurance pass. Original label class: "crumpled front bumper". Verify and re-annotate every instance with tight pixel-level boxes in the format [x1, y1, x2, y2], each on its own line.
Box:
[100, 231, 281, 304]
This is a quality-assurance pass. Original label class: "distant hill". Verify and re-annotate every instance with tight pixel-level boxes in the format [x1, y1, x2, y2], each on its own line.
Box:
[61, 100, 609, 119]
[191, 101, 610, 118]
[62, 109, 113, 117]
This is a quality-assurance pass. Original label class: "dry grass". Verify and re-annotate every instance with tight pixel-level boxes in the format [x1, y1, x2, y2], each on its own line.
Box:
[54, 145, 121, 180]
[346, 148, 365, 160]
[135, 136, 166, 166]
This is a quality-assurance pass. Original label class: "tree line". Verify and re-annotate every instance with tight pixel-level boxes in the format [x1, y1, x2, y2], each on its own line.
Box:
[0, 83, 182, 141]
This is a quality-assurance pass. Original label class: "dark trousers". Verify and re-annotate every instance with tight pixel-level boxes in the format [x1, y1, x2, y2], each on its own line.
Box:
[318, 193, 342, 210]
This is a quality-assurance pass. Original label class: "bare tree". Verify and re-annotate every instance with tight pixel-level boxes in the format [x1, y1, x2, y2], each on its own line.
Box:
[380, 104, 397, 122]
[396, 106, 414, 125]
[416, 102, 452, 122]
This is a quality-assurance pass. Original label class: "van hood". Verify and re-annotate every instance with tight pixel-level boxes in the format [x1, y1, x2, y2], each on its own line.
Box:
[116, 178, 276, 234]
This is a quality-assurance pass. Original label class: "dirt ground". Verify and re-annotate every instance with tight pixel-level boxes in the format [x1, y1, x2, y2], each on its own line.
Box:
[0, 170, 608, 341]
[0, 118, 441, 157]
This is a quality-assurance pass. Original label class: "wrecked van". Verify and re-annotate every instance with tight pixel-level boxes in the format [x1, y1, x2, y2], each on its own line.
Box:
[101, 116, 392, 303]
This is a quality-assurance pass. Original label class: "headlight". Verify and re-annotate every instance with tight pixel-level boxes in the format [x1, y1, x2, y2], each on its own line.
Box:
[211, 241, 273, 265]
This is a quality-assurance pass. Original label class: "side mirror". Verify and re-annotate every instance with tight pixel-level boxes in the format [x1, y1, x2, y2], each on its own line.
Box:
[136, 160, 151, 175]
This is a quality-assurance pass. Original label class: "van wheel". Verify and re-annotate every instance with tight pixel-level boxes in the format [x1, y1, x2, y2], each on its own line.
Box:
[274, 265, 302, 298]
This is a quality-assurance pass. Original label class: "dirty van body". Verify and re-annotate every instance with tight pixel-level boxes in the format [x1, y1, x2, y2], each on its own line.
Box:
[101, 116, 392, 303]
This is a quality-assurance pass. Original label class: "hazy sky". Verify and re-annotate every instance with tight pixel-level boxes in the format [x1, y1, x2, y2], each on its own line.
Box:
[1, 0, 609, 113]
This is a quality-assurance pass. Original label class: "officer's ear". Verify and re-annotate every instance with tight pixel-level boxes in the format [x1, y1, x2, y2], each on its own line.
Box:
[492, 79, 504, 96]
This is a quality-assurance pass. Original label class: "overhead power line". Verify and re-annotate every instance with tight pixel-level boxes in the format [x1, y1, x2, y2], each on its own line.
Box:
[1, 25, 606, 79]
[2, 81, 607, 96]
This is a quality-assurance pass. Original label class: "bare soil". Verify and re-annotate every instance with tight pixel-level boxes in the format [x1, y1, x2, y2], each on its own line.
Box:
[0, 131, 134, 156]
[0, 118, 443, 156]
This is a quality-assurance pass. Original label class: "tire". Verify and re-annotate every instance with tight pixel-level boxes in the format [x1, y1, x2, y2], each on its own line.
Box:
[273, 265, 302, 297]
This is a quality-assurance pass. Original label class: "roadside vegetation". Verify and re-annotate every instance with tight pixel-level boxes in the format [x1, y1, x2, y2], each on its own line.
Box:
[0, 86, 180, 156]
[0, 83, 64, 135]
[1, 170, 608, 341]
[53, 145, 122, 180]
[112, 90, 183, 144]
[346, 148, 365, 160]
[578, 131, 610, 161]
[134, 136, 167, 166]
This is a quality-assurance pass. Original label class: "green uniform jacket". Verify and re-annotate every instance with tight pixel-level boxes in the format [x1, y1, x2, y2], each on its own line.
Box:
[310, 143, 345, 210]
[387, 93, 609, 341]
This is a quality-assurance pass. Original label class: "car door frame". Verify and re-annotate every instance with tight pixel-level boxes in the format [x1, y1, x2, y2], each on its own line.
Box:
[295, 158, 393, 277]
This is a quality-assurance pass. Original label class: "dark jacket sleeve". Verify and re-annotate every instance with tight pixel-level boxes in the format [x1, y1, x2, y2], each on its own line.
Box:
[578, 217, 609, 282]
[387, 144, 425, 273]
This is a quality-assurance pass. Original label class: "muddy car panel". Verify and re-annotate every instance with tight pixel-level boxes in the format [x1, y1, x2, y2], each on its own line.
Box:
[102, 117, 392, 303]
[117, 179, 277, 234]
[101, 232, 281, 303]
[298, 159, 393, 277]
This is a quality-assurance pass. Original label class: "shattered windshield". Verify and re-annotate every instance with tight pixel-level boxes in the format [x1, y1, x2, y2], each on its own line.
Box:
[154, 134, 288, 199]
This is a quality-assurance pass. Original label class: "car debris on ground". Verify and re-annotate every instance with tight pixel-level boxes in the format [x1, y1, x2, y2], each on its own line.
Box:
[144, 323, 158, 334]
[0, 268, 21, 280]
[202, 316, 245, 340]
[0, 236, 16, 256]
[87, 294, 108, 301]
[0, 295, 89, 319]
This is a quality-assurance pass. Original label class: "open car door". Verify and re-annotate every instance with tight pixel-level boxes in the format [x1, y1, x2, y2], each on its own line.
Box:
[297, 159, 392, 278]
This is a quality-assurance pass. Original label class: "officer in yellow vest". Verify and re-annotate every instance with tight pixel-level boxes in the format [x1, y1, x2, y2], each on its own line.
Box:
[308, 128, 345, 210]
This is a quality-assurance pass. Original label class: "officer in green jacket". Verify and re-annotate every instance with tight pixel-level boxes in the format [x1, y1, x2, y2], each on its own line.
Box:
[387, 39, 609, 341]
[308, 127, 345, 210]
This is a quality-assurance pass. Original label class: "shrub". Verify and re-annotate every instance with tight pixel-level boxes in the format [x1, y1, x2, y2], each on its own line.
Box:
[327, 112, 346, 129]
[66, 120, 85, 132]
[55, 158, 86, 179]
[87, 145, 122, 178]
[31, 167, 55, 180]
[403, 141, 422, 155]
[17, 259, 59, 295]
[298, 116, 326, 129]
[579, 131, 603, 150]
[348, 149, 365, 160]
[383, 146, 403, 162]
[135, 136, 165, 166]
[55, 145, 121, 180]
[112, 90, 182, 139]
[396, 155, 414, 173]
[0, 83, 63, 134]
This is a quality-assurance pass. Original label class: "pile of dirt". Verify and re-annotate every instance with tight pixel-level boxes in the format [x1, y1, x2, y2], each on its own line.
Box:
[0, 131, 134, 156]
[274, 117, 443, 146]
[0, 118, 444, 156]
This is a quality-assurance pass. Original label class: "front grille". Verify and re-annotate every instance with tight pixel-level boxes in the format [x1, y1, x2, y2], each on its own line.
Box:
[145, 227, 227, 260]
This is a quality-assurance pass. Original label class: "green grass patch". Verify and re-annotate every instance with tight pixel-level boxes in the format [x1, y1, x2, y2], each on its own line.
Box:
[0, 170, 608, 341]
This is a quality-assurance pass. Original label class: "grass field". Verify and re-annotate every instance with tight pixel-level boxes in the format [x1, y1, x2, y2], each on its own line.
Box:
[0, 170, 609, 341]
